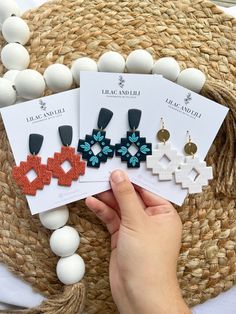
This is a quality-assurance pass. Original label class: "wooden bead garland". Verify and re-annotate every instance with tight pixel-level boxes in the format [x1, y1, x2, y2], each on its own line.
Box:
[0, 0, 206, 107]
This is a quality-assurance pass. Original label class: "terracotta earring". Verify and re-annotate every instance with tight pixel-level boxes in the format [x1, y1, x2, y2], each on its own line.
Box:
[78, 108, 115, 168]
[115, 109, 152, 168]
[175, 131, 213, 193]
[12, 134, 52, 195]
[47, 125, 86, 186]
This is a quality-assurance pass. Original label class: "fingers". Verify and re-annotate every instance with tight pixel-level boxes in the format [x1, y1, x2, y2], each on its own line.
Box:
[145, 204, 174, 216]
[97, 190, 120, 216]
[110, 170, 145, 226]
[134, 184, 172, 207]
[85, 196, 120, 235]
[97, 189, 146, 217]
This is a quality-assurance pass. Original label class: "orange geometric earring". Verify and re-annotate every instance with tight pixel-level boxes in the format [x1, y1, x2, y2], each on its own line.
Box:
[12, 134, 52, 196]
[47, 125, 86, 186]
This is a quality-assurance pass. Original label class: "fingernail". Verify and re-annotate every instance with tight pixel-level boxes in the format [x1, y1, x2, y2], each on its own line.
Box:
[111, 170, 126, 184]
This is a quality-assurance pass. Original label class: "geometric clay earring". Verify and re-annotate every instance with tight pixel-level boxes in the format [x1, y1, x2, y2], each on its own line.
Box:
[12, 134, 52, 195]
[175, 131, 213, 194]
[47, 125, 86, 186]
[115, 109, 152, 168]
[146, 118, 183, 180]
[78, 108, 115, 168]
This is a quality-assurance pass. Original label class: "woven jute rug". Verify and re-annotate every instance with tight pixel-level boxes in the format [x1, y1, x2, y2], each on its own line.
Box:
[0, 0, 236, 313]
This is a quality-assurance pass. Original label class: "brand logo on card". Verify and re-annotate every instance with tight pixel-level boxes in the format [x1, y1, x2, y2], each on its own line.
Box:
[184, 92, 192, 105]
[26, 99, 66, 123]
[118, 75, 125, 89]
[39, 99, 47, 111]
[166, 93, 202, 119]
[101, 75, 141, 98]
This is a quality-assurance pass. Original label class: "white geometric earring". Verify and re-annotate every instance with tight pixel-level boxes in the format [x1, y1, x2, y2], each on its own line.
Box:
[175, 131, 213, 194]
[146, 118, 183, 180]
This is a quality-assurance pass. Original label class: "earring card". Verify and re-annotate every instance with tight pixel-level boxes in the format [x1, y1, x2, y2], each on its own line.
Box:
[1, 89, 109, 215]
[79, 72, 228, 205]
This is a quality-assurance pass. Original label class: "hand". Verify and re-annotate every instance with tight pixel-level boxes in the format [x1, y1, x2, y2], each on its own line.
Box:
[86, 170, 191, 314]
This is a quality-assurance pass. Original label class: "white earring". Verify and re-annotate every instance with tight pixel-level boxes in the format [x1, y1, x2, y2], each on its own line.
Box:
[146, 118, 183, 180]
[175, 132, 213, 193]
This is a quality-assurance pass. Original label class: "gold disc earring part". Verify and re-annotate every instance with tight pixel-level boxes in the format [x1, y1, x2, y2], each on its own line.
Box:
[157, 129, 170, 142]
[184, 142, 198, 155]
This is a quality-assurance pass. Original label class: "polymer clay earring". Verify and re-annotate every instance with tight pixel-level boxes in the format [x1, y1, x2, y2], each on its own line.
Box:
[78, 108, 115, 168]
[174, 132, 213, 193]
[12, 134, 52, 195]
[115, 109, 152, 168]
[47, 125, 85, 186]
[146, 118, 183, 180]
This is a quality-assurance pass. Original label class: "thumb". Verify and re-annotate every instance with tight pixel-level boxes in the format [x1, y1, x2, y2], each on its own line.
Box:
[110, 170, 145, 226]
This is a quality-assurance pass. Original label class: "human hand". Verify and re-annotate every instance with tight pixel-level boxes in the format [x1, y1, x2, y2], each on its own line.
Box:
[86, 170, 191, 314]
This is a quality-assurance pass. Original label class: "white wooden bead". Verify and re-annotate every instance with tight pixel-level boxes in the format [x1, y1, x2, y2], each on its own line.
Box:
[177, 68, 206, 93]
[3, 70, 20, 84]
[2, 16, 30, 45]
[15, 69, 45, 99]
[1, 43, 30, 70]
[44, 64, 73, 92]
[50, 226, 80, 257]
[126, 49, 153, 74]
[39, 206, 69, 230]
[175, 156, 213, 194]
[0, 0, 21, 25]
[71, 57, 98, 85]
[56, 254, 85, 285]
[152, 57, 180, 81]
[0, 78, 16, 107]
[98, 51, 125, 73]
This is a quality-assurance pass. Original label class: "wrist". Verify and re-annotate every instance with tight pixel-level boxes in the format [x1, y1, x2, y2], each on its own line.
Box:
[122, 275, 191, 314]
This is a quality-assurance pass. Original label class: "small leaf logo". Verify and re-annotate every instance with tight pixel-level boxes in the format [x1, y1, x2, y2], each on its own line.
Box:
[39, 99, 47, 111]
[184, 92, 192, 105]
[119, 75, 125, 89]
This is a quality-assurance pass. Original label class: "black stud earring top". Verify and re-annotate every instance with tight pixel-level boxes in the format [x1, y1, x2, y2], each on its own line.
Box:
[115, 109, 152, 168]
[59, 125, 73, 146]
[78, 108, 115, 168]
[128, 109, 141, 130]
[29, 134, 44, 155]
[97, 108, 113, 130]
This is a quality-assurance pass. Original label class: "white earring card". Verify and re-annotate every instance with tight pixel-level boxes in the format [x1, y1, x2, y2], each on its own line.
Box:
[79, 72, 228, 205]
[1, 89, 109, 215]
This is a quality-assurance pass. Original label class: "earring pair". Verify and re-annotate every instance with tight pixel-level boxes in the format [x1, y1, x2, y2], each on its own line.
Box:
[78, 108, 152, 168]
[147, 119, 213, 194]
[12, 126, 86, 196]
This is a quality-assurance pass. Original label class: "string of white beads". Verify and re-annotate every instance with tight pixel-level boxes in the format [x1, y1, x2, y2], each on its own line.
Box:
[39, 206, 85, 285]
[0, 78, 16, 107]
[0, 0, 21, 25]
[126, 49, 154, 74]
[15, 69, 45, 99]
[0, 0, 206, 109]
[98, 51, 125, 73]
[71, 57, 98, 85]
[1, 43, 30, 70]
[44, 64, 73, 92]
[2, 16, 30, 45]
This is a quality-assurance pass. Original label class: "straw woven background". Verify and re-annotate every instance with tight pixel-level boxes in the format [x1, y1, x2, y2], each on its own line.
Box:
[0, 0, 235, 312]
